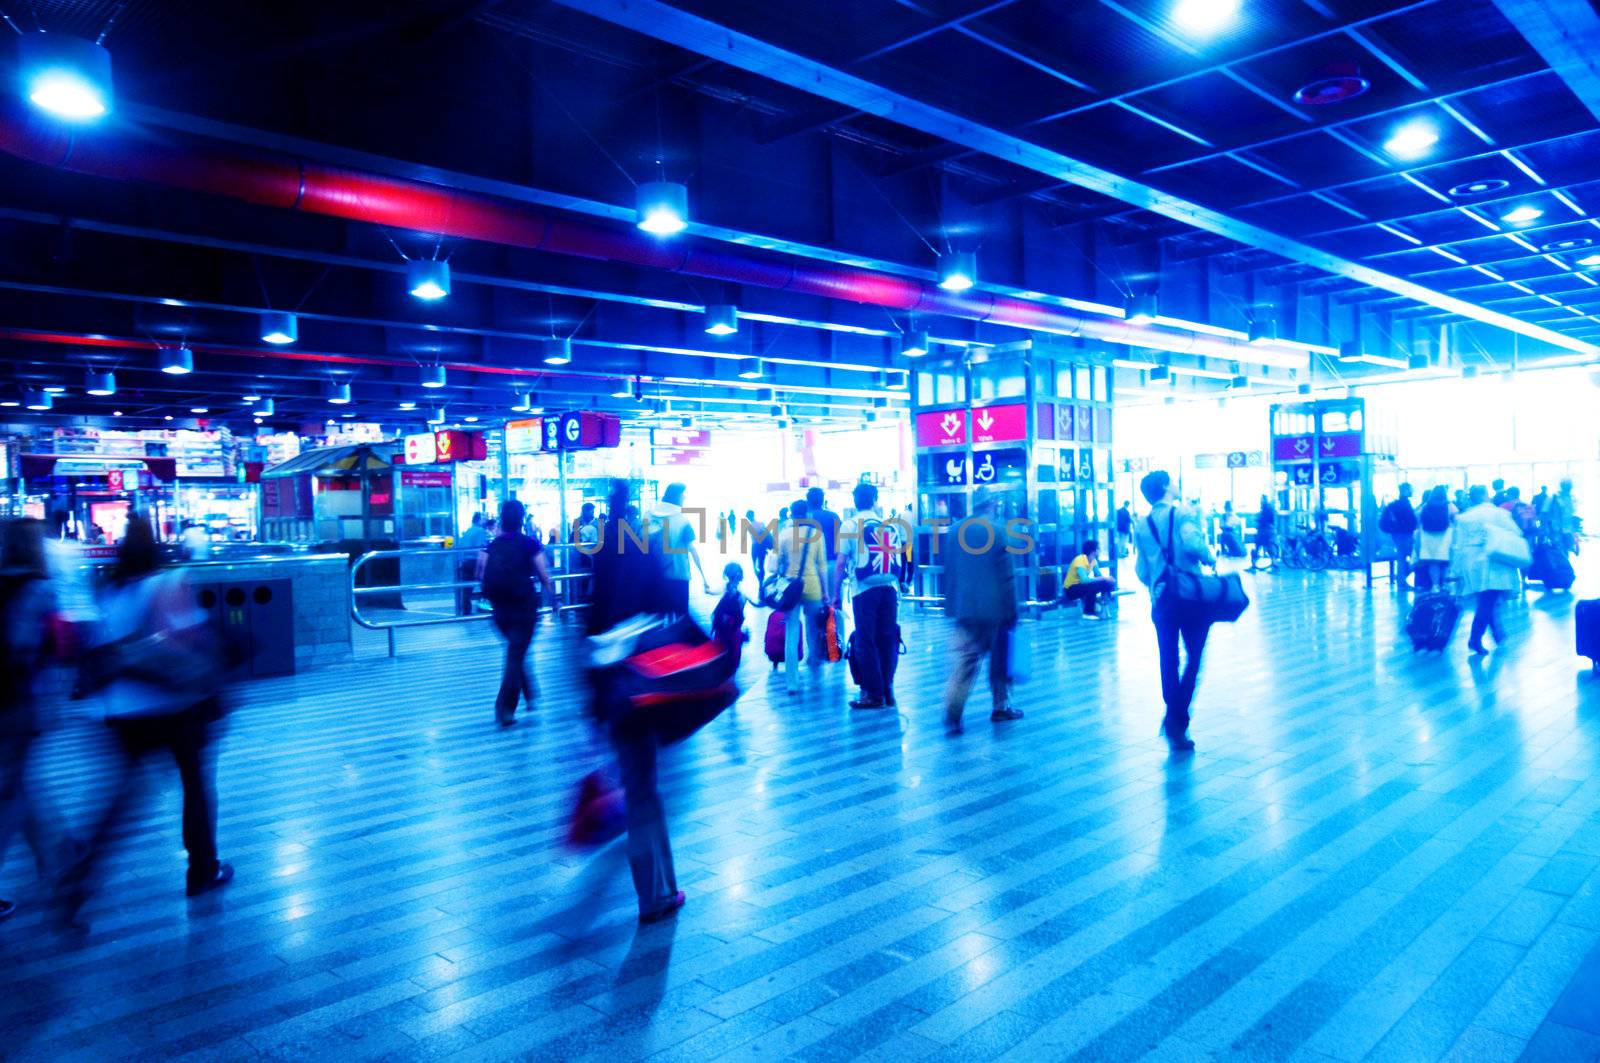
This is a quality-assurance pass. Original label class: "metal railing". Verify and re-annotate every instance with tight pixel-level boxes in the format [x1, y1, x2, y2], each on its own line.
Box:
[350, 544, 588, 657]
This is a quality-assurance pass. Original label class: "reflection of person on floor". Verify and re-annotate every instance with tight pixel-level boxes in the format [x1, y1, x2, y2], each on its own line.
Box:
[587, 480, 684, 924]
[1062, 540, 1115, 619]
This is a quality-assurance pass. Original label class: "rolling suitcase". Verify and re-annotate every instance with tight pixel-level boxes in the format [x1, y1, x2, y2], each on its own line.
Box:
[764, 610, 800, 667]
[1407, 592, 1460, 652]
[1577, 599, 1600, 671]
[1531, 543, 1575, 591]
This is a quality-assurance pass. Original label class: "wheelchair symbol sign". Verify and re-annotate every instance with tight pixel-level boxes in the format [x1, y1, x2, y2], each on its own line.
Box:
[974, 452, 997, 484]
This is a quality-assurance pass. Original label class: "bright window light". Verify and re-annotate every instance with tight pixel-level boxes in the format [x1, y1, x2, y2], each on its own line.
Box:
[1172, 0, 1239, 33]
[1501, 205, 1544, 225]
[1383, 120, 1439, 160]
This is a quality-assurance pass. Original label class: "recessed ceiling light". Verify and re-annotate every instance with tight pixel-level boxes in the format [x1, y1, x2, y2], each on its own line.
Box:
[1172, 0, 1239, 34]
[41, 384, 67, 394]
[463, 415, 479, 423]
[1501, 205, 1544, 225]
[190, 407, 209, 414]
[1448, 178, 1509, 198]
[112, 410, 122, 416]
[1383, 120, 1439, 160]
[163, 414, 173, 421]
[1578, 253, 1600, 267]
[399, 400, 418, 410]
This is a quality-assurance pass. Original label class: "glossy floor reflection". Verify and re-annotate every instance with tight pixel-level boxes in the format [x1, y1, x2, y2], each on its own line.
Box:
[3, 567, 1600, 1062]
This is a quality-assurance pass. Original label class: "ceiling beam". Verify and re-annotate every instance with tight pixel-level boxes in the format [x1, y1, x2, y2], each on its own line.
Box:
[554, 0, 1596, 356]
[1491, 0, 1600, 125]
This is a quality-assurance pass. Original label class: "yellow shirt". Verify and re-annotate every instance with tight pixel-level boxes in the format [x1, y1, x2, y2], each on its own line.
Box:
[1065, 554, 1097, 589]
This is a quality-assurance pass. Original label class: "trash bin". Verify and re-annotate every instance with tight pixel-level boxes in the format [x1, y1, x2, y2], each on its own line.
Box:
[193, 578, 296, 678]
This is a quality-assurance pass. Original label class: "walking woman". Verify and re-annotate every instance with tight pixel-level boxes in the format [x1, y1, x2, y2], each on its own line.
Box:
[772, 498, 829, 696]
[1452, 485, 1525, 654]
[1133, 470, 1215, 752]
[587, 480, 684, 923]
[1414, 486, 1455, 592]
[0, 519, 58, 921]
[61, 515, 232, 923]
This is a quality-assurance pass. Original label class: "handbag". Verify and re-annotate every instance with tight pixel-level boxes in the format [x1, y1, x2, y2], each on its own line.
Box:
[590, 613, 739, 745]
[768, 540, 810, 611]
[1149, 510, 1250, 624]
[1486, 521, 1532, 569]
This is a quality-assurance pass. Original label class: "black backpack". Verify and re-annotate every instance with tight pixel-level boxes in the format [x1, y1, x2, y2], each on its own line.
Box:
[1420, 502, 1450, 534]
[482, 536, 536, 607]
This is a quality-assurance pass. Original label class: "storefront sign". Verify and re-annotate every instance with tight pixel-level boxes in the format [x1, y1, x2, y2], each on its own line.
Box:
[1273, 435, 1314, 462]
[401, 470, 452, 488]
[106, 469, 124, 491]
[404, 432, 438, 465]
[433, 430, 469, 463]
[1318, 432, 1361, 459]
[970, 403, 1026, 444]
[505, 418, 543, 455]
[915, 409, 967, 448]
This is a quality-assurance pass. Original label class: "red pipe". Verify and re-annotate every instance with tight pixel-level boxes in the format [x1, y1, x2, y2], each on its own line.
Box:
[0, 101, 1280, 364]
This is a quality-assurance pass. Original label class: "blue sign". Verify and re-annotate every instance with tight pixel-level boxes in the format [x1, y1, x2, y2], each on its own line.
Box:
[940, 454, 968, 486]
[1291, 464, 1313, 486]
[558, 412, 584, 450]
[1059, 448, 1076, 482]
[542, 417, 561, 452]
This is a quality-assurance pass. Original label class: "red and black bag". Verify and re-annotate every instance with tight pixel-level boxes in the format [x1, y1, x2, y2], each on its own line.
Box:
[604, 615, 739, 744]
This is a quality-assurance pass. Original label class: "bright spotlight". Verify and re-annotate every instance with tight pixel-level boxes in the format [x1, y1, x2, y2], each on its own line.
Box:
[260, 311, 298, 345]
[19, 35, 114, 121]
[636, 181, 688, 236]
[406, 260, 451, 301]
[937, 251, 976, 292]
[1383, 120, 1439, 160]
[1172, 0, 1239, 34]
[1501, 205, 1544, 225]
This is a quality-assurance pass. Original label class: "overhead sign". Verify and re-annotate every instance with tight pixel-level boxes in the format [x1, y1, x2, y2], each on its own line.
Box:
[405, 432, 438, 465]
[1060, 448, 1076, 482]
[1194, 453, 1225, 470]
[652, 449, 701, 466]
[106, 469, 124, 492]
[651, 429, 711, 448]
[434, 430, 469, 463]
[1320, 462, 1358, 485]
[915, 409, 967, 448]
[543, 417, 561, 452]
[1290, 464, 1314, 486]
[545, 411, 623, 451]
[970, 403, 1026, 444]
[1273, 435, 1314, 462]
[1079, 449, 1095, 482]
[1056, 405, 1075, 440]
[505, 418, 543, 455]
[1319, 432, 1361, 459]
[1227, 451, 1247, 469]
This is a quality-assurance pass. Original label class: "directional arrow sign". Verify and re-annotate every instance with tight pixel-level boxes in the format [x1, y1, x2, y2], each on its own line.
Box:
[915, 409, 967, 447]
[970, 403, 1026, 444]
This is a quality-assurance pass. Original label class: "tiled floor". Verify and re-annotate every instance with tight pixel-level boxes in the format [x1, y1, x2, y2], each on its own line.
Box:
[3, 567, 1600, 1061]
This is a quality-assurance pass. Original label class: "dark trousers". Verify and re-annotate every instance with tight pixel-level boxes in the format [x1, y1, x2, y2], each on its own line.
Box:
[944, 621, 1008, 721]
[1153, 606, 1211, 738]
[71, 708, 219, 893]
[664, 579, 690, 617]
[455, 560, 478, 616]
[852, 586, 899, 701]
[0, 732, 47, 882]
[1064, 578, 1115, 615]
[613, 725, 677, 916]
[1468, 590, 1507, 649]
[493, 613, 537, 720]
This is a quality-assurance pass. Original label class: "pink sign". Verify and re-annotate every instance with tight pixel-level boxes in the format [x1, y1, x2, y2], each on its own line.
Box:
[1318, 432, 1361, 458]
[971, 403, 1027, 444]
[915, 409, 967, 448]
[1273, 435, 1314, 462]
[401, 470, 452, 488]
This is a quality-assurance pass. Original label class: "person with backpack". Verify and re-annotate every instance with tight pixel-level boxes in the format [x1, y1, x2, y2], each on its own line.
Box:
[834, 481, 906, 710]
[0, 519, 59, 923]
[482, 499, 551, 727]
[1133, 470, 1215, 753]
[770, 498, 828, 695]
[941, 486, 1023, 735]
[1379, 483, 1419, 588]
[1414, 486, 1455, 592]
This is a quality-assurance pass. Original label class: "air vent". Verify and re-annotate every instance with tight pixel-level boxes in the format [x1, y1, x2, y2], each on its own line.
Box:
[1293, 62, 1369, 106]
[1540, 237, 1594, 253]
[1448, 179, 1509, 198]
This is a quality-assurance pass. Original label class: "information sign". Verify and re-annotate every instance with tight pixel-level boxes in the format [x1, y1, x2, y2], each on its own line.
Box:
[915, 409, 967, 448]
[970, 403, 1026, 444]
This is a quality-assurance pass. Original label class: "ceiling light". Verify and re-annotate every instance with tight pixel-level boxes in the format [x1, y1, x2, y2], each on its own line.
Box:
[937, 251, 976, 292]
[542, 338, 572, 366]
[511, 392, 534, 413]
[1125, 292, 1157, 324]
[1148, 365, 1171, 381]
[19, 34, 113, 121]
[398, 400, 418, 410]
[112, 409, 122, 416]
[635, 181, 688, 236]
[1297, 383, 1312, 395]
[1578, 254, 1600, 267]
[163, 415, 173, 421]
[260, 311, 298, 345]
[769, 404, 784, 417]
[428, 407, 446, 425]
[190, 406, 209, 414]
[405, 259, 450, 301]
[41, 384, 67, 394]
[900, 330, 930, 358]
[420, 365, 447, 389]
[612, 380, 634, 399]
[871, 396, 889, 409]
[863, 410, 878, 423]
[1172, 0, 1239, 34]
[1229, 375, 1249, 389]
[1449, 178, 1509, 198]
[325, 382, 351, 405]
[704, 304, 739, 336]
[0, 393, 17, 407]
[776, 418, 790, 429]
[1339, 341, 1364, 363]
[1462, 365, 1479, 379]
[255, 398, 275, 416]
[84, 370, 115, 396]
[1383, 120, 1439, 160]
[463, 415, 479, 423]
[242, 390, 262, 402]
[1247, 318, 1277, 345]
[159, 347, 194, 375]
[1541, 237, 1595, 253]
[755, 386, 775, 403]
[736, 357, 764, 380]
[23, 389, 51, 411]
[1501, 205, 1544, 225]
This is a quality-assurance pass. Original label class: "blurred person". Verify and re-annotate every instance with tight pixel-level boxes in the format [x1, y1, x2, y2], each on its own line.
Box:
[572, 502, 602, 605]
[455, 512, 489, 615]
[1218, 502, 1245, 558]
[773, 498, 828, 696]
[45, 509, 98, 674]
[745, 509, 773, 583]
[1062, 539, 1116, 619]
[834, 481, 906, 710]
[586, 480, 683, 923]
[1415, 486, 1455, 592]
[61, 516, 232, 922]
[1491, 478, 1508, 506]
[179, 519, 210, 560]
[1546, 479, 1579, 555]
[481, 500, 551, 728]
[1453, 488, 1470, 515]
[1379, 483, 1419, 587]
[1500, 487, 1536, 538]
[650, 483, 712, 615]
[941, 487, 1022, 735]
[1252, 495, 1277, 569]
[806, 487, 841, 565]
[711, 561, 749, 669]
[1453, 485, 1525, 655]
[1532, 486, 1550, 521]
[0, 519, 60, 921]
[1134, 470, 1215, 753]
[1116, 501, 1133, 558]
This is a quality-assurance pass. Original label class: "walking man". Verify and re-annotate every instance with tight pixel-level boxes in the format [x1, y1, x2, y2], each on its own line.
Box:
[834, 481, 905, 710]
[1380, 482, 1419, 588]
[482, 500, 550, 727]
[1134, 470, 1214, 752]
[941, 486, 1023, 734]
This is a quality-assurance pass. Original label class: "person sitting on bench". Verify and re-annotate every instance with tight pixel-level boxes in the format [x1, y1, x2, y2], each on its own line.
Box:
[1062, 540, 1116, 619]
